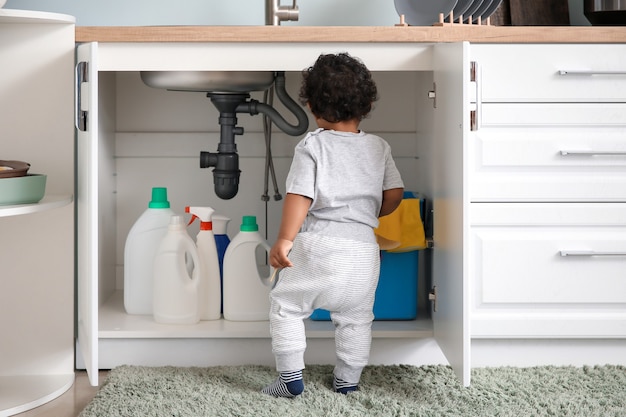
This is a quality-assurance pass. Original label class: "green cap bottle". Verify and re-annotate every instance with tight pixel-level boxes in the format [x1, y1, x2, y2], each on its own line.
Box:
[148, 187, 171, 209]
[240, 215, 259, 232]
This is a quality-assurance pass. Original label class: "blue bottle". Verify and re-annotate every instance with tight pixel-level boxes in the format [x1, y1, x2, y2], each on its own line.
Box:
[212, 214, 231, 313]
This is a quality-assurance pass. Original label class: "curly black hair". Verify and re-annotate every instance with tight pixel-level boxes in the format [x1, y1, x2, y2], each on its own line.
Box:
[299, 53, 378, 123]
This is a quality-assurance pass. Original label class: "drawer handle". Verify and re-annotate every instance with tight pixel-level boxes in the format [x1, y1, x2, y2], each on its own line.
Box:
[560, 250, 626, 257]
[560, 150, 626, 156]
[558, 70, 626, 76]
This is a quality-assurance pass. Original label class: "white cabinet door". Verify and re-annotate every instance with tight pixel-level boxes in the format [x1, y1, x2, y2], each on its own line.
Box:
[471, 44, 626, 103]
[470, 202, 626, 338]
[470, 117, 626, 202]
[432, 42, 471, 386]
[76, 42, 100, 387]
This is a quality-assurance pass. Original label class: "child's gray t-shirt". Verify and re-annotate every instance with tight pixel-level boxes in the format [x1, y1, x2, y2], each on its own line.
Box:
[286, 128, 404, 243]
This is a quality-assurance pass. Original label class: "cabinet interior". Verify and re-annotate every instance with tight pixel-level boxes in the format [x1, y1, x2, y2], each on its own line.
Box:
[93, 69, 437, 338]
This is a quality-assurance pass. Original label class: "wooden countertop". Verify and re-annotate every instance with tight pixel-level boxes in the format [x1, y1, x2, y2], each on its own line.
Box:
[75, 25, 626, 44]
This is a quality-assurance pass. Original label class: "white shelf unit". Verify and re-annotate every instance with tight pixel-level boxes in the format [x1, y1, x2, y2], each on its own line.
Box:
[0, 10, 75, 417]
[0, 197, 74, 417]
[99, 291, 433, 339]
[75, 41, 469, 386]
[0, 195, 73, 218]
[0, 193, 75, 417]
[0, 375, 74, 417]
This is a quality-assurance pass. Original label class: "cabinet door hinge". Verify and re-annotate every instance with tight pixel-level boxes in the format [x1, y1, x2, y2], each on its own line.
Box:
[429, 286, 437, 312]
[469, 61, 481, 132]
[76, 61, 89, 132]
[470, 61, 477, 82]
[428, 82, 437, 109]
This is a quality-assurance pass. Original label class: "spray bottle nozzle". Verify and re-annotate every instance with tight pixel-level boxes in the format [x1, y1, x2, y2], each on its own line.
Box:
[185, 206, 216, 231]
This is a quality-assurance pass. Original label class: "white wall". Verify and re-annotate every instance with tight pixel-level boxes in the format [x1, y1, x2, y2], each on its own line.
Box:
[109, 70, 425, 253]
[3, 0, 398, 26]
[4, 0, 589, 26]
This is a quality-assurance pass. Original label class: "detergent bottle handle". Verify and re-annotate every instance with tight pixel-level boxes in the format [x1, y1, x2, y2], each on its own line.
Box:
[260, 240, 277, 288]
[184, 238, 201, 288]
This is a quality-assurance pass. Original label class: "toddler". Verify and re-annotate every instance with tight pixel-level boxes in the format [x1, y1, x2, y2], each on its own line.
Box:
[262, 52, 404, 398]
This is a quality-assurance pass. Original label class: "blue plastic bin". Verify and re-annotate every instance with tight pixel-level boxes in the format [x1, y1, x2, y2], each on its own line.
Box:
[310, 193, 422, 321]
[309, 250, 419, 321]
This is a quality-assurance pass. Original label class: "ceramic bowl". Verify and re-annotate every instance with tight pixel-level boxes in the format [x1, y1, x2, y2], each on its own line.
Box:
[0, 174, 47, 206]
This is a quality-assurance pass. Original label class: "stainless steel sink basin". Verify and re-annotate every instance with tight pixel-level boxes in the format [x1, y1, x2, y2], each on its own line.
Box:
[140, 71, 275, 93]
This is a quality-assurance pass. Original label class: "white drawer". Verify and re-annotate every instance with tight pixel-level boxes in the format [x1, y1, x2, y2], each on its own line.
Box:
[470, 107, 626, 202]
[480, 103, 626, 126]
[470, 203, 626, 306]
[471, 44, 626, 103]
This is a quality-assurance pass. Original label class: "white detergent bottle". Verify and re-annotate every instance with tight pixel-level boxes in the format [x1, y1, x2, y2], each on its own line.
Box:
[153, 215, 201, 324]
[124, 187, 175, 315]
[185, 206, 221, 321]
[223, 216, 275, 321]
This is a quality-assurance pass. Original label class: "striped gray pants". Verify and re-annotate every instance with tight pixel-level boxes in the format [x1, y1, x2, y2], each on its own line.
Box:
[268, 232, 380, 384]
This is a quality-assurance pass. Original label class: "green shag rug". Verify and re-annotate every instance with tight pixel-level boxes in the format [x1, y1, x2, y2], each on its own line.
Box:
[79, 364, 626, 417]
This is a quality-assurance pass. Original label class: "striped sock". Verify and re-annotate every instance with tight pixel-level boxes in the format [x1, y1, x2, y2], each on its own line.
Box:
[261, 370, 304, 398]
[333, 376, 358, 394]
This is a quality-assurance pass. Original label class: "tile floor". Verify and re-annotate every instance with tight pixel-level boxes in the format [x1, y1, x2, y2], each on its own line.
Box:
[15, 371, 107, 417]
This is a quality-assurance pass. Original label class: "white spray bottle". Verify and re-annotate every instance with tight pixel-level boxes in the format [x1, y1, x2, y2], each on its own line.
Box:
[185, 206, 221, 320]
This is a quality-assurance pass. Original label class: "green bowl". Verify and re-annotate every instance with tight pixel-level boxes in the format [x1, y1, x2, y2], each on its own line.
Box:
[0, 174, 47, 206]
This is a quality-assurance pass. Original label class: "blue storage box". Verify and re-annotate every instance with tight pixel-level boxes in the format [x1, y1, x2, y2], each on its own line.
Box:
[310, 192, 423, 321]
[309, 250, 419, 321]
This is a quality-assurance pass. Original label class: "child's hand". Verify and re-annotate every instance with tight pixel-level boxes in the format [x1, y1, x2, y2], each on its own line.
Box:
[270, 238, 294, 268]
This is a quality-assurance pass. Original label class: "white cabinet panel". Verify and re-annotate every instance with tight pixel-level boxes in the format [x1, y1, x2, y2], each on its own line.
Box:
[472, 227, 626, 304]
[75, 42, 100, 387]
[470, 203, 626, 337]
[432, 41, 471, 386]
[469, 42, 626, 338]
[481, 103, 626, 126]
[470, 124, 626, 201]
[472, 44, 626, 103]
[95, 43, 434, 72]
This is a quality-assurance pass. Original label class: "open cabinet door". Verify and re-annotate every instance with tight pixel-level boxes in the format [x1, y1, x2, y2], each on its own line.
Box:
[431, 42, 471, 386]
[76, 42, 99, 386]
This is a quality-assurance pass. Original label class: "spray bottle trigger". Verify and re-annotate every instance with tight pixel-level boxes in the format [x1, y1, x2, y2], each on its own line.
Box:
[187, 214, 198, 227]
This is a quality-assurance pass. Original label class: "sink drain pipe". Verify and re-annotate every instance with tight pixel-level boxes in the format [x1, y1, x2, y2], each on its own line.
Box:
[200, 71, 308, 200]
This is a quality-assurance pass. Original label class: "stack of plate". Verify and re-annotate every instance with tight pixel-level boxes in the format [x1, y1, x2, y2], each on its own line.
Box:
[0, 160, 47, 205]
[394, 0, 503, 26]
[0, 160, 30, 178]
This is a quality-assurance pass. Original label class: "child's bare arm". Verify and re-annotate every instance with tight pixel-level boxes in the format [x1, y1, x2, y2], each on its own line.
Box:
[379, 188, 404, 217]
[270, 193, 312, 268]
